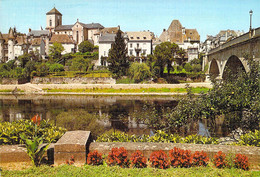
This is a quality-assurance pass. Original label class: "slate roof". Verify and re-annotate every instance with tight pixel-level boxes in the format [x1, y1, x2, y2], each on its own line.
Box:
[55, 25, 73, 31]
[27, 30, 50, 37]
[99, 34, 116, 43]
[50, 34, 75, 44]
[46, 7, 62, 15]
[126, 31, 153, 41]
[78, 22, 104, 29]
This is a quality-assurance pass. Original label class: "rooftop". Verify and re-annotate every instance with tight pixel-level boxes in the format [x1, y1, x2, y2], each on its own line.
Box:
[126, 31, 153, 41]
[99, 34, 116, 43]
[50, 34, 75, 44]
[46, 7, 62, 15]
[27, 30, 50, 37]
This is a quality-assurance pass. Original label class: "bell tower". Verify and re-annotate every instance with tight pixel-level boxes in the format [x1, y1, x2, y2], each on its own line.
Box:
[46, 7, 62, 31]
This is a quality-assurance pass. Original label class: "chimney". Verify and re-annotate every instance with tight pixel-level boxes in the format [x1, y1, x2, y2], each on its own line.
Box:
[29, 28, 31, 32]
[163, 29, 166, 32]
[118, 25, 120, 30]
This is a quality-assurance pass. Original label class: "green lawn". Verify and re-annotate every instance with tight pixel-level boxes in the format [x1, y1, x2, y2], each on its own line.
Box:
[43, 87, 209, 94]
[2, 165, 259, 177]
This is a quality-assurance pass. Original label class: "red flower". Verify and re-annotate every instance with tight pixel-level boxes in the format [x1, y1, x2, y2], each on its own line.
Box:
[31, 114, 41, 126]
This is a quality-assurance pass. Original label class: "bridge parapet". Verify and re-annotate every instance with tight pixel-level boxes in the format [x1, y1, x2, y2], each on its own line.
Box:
[208, 27, 260, 55]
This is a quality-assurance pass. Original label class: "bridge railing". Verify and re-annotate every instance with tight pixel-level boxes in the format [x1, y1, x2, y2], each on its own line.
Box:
[208, 27, 260, 55]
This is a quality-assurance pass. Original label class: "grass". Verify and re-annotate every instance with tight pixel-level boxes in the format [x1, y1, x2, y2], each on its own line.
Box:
[42, 87, 209, 94]
[2, 165, 259, 177]
[0, 89, 24, 92]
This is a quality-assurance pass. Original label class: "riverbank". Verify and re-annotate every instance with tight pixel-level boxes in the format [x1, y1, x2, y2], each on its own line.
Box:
[0, 83, 212, 95]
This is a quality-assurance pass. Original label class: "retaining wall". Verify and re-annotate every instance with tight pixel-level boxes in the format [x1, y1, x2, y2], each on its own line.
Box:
[30, 77, 116, 84]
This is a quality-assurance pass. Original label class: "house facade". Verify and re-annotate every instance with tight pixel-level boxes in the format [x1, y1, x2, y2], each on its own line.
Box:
[126, 31, 153, 63]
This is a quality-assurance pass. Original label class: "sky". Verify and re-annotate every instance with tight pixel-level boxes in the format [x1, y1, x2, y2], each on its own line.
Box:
[0, 0, 259, 41]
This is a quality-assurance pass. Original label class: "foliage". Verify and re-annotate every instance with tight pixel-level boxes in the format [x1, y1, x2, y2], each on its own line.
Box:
[78, 40, 94, 53]
[0, 119, 66, 145]
[116, 77, 135, 84]
[149, 150, 169, 169]
[35, 63, 49, 77]
[168, 57, 259, 133]
[129, 62, 152, 82]
[49, 42, 65, 61]
[234, 154, 249, 170]
[20, 115, 50, 167]
[96, 130, 219, 145]
[87, 150, 103, 166]
[130, 150, 147, 168]
[49, 63, 64, 72]
[184, 63, 192, 72]
[213, 151, 229, 168]
[169, 147, 193, 168]
[18, 53, 31, 68]
[107, 30, 129, 78]
[237, 130, 260, 147]
[107, 147, 129, 168]
[69, 56, 91, 72]
[192, 151, 209, 167]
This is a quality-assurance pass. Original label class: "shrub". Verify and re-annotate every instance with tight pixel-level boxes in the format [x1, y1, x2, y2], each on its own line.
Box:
[234, 154, 249, 170]
[130, 150, 147, 168]
[184, 63, 192, 72]
[107, 147, 129, 168]
[192, 151, 209, 167]
[213, 151, 228, 168]
[149, 150, 169, 169]
[169, 147, 193, 168]
[49, 63, 64, 72]
[238, 130, 260, 147]
[78, 40, 94, 53]
[129, 62, 152, 83]
[87, 150, 103, 166]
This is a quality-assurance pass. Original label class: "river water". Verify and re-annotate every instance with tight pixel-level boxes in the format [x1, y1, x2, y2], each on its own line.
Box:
[0, 95, 230, 138]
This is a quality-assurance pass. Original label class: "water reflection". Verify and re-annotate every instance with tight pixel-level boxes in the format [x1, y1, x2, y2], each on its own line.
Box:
[0, 95, 230, 138]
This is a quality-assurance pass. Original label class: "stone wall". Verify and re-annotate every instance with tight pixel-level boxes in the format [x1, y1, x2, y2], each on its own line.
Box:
[1, 78, 29, 85]
[30, 77, 116, 84]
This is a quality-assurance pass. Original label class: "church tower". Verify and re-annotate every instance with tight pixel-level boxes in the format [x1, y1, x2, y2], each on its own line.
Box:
[46, 7, 62, 31]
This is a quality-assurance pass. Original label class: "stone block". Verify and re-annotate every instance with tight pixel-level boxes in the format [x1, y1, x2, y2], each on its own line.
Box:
[54, 131, 91, 165]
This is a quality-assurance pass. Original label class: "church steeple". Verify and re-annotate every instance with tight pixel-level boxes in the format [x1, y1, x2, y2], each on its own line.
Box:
[46, 7, 62, 31]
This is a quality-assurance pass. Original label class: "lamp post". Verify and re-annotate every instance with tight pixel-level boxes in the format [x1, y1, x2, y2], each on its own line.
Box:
[249, 10, 253, 31]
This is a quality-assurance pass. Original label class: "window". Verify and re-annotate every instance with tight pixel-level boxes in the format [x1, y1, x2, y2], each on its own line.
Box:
[143, 50, 146, 55]
[137, 43, 139, 48]
[143, 37, 146, 39]
[130, 37, 133, 39]
[104, 51, 106, 56]
[130, 44, 132, 48]
[65, 32, 67, 34]
[49, 19, 52, 27]
[130, 50, 133, 55]
[137, 37, 140, 39]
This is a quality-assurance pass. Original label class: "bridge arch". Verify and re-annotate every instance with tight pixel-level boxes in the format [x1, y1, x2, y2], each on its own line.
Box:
[222, 55, 246, 80]
[209, 59, 221, 79]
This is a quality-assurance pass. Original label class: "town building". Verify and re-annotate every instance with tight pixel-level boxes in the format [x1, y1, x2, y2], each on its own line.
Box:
[45, 7, 104, 46]
[125, 31, 154, 63]
[200, 30, 244, 53]
[159, 20, 200, 62]
[0, 28, 28, 63]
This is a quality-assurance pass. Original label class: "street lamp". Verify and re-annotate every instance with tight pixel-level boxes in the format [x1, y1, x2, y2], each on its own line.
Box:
[249, 10, 253, 31]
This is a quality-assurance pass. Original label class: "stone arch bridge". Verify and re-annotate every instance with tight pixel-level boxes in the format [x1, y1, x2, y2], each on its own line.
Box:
[203, 27, 260, 80]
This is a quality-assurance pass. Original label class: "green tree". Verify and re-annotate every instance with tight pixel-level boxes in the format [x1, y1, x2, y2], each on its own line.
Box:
[129, 62, 152, 83]
[177, 48, 186, 66]
[107, 30, 129, 78]
[78, 40, 94, 53]
[18, 53, 31, 68]
[49, 42, 64, 61]
[69, 56, 90, 72]
[49, 63, 64, 72]
[153, 42, 173, 77]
